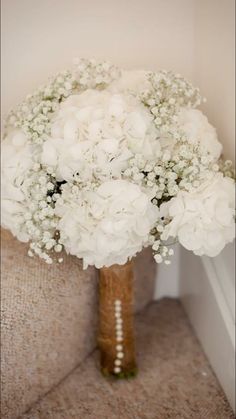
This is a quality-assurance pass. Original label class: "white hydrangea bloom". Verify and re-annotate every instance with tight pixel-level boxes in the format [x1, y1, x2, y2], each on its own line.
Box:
[55, 180, 158, 268]
[177, 108, 222, 159]
[160, 173, 235, 257]
[1, 129, 33, 241]
[41, 89, 160, 182]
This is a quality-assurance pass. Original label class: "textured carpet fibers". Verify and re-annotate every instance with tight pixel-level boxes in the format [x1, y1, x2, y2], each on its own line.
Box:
[1, 229, 156, 419]
[20, 299, 234, 419]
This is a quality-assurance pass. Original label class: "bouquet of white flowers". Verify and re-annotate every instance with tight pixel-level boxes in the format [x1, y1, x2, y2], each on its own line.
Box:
[2, 58, 235, 377]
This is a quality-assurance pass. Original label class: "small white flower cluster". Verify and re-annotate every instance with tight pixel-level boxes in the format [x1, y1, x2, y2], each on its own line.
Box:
[5, 59, 120, 146]
[140, 70, 202, 136]
[6, 71, 77, 145]
[152, 239, 174, 265]
[73, 58, 121, 89]
[123, 140, 232, 263]
[1, 59, 235, 268]
[0, 127, 63, 263]
[218, 159, 235, 180]
[22, 164, 63, 264]
[125, 140, 216, 199]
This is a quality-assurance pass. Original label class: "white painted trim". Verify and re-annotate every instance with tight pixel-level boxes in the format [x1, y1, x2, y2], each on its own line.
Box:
[201, 256, 235, 345]
[180, 248, 235, 411]
[210, 251, 235, 322]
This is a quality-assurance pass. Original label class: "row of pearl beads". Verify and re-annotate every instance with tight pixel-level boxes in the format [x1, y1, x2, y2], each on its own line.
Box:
[114, 299, 124, 374]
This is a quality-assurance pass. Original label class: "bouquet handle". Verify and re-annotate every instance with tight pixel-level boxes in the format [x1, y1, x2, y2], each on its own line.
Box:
[98, 261, 137, 378]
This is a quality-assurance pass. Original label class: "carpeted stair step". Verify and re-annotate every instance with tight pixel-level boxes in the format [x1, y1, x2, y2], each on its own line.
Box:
[1, 229, 156, 419]
[19, 299, 234, 419]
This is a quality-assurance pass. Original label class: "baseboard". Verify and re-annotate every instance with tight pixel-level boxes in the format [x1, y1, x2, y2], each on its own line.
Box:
[179, 247, 235, 411]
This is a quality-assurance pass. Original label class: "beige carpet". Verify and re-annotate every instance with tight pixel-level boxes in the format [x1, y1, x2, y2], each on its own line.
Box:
[1, 229, 156, 419]
[20, 299, 234, 419]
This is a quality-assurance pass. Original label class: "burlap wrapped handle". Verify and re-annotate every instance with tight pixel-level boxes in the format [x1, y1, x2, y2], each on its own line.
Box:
[98, 261, 137, 378]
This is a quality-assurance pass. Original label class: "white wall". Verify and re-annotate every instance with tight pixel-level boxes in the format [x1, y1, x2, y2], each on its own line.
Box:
[1, 0, 195, 121]
[194, 0, 235, 162]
